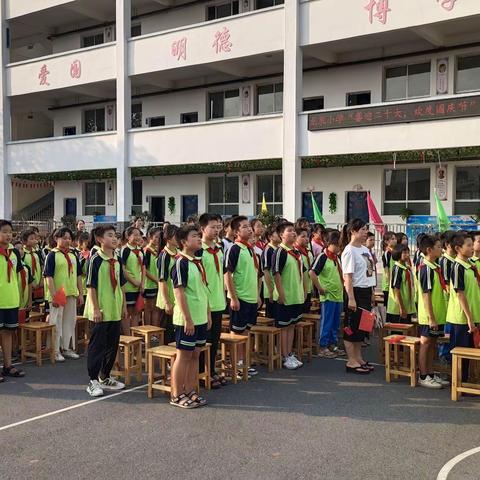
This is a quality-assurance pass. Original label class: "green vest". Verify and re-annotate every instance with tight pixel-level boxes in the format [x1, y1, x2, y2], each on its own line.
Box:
[229, 243, 258, 304]
[277, 244, 304, 306]
[382, 249, 394, 291]
[122, 244, 143, 293]
[144, 247, 159, 290]
[387, 262, 416, 315]
[0, 245, 20, 309]
[312, 253, 344, 304]
[23, 249, 42, 286]
[262, 244, 278, 301]
[45, 248, 79, 300]
[417, 259, 447, 325]
[156, 247, 176, 309]
[299, 248, 314, 295]
[201, 242, 226, 313]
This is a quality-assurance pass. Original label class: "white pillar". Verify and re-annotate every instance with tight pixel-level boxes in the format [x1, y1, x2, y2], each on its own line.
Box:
[0, 3, 11, 219]
[282, 0, 302, 221]
[116, 0, 132, 225]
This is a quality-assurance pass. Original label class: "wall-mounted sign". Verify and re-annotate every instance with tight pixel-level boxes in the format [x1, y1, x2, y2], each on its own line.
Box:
[436, 165, 448, 201]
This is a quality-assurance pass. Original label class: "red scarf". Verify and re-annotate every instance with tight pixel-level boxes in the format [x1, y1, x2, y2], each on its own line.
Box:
[255, 239, 266, 251]
[296, 245, 311, 269]
[471, 264, 480, 286]
[325, 249, 343, 279]
[131, 247, 143, 268]
[59, 248, 73, 276]
[434, 266, 447, 291]
[405, 266, 413, 298]
[206, 245, 221, 274]
[312, 238, 325, 249]
[235, 240, 259, 271]
[108, 258, 118, 292]
[284, 246, 303, 279]
[81, 250, 90, 260]
[179, 253, 208, 286]
[20, 267, 27, 291]
[26, 249, 37, 277]
[0, 247, 13, 282]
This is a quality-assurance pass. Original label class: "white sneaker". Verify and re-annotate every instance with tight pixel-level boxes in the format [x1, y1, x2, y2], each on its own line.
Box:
[419, 375, 443, 389]
[55, 352, 65, 362]
[63, 350, 80, 359]
[99, 376, 125, 391]
[290, 353, 303, 368]
[237, 361, 258, 376]
[283, 356, 297, 370]
[86, 380, 104, 397]
[433, 374, 450, 387]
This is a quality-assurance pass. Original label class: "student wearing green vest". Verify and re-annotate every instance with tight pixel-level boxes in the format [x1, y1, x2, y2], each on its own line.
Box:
[198, 213, 226, 389]
[381, 231, 397, 308]
[295, 227, 314, 313]
[156, 224, 179, 344]
[13, 239, 32, 312]
[143, 227, 161, 327]
[261, 225, 281, 319]
[85, 225, 127, 397]
[170, 225, 211, 409]
[0, 220, 26, 381]
[77, 232, 90, 305]
[273, 222, 307, 370]
[447, 233, 480, 383]
[417, 235, 449, 389]
[44, 227, 83, 362]
[386, 244, 416, 324]
[22, 228, 44, 306]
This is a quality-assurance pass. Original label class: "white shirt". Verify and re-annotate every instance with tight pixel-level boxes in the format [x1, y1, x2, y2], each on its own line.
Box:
[341, 244, 376, 288]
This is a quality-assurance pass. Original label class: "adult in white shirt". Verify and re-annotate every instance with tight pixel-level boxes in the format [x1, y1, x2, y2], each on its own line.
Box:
[341, 219, 376, 375]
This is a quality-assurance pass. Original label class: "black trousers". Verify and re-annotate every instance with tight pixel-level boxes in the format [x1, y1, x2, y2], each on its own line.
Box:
[87, 321, 121, 381]
[160, 310, 175, 345]
[200, 311, 223, 376]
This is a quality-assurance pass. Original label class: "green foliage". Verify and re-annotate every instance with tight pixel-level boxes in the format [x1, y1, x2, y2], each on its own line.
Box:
[168, 196, 176, 215]
[328, 192, 337, 214]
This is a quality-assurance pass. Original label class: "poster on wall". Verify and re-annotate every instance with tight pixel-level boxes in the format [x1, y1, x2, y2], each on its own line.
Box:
[242, 174, 250, 203]
[436, 58, 449, 95]
[106, 104, 115, 131]
[241, 86, 251, 116]
[436, 165, 448, 201]
[106, 179, 114, 206]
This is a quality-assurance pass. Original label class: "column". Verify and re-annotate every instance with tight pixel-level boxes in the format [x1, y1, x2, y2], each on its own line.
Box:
[282, 0, 302, 221]
[0, 2, 11, 219]
[116, 0, 132, 226]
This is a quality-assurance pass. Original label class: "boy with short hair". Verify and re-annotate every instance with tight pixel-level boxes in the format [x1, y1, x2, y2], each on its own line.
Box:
[170, 225, 211, 408]
[261, 225, 281, 319]
[221, 216, 236, 255]
[22, 228, 44, 307]
[44, 227, 83, 362]
[417, 235, 449, 389]
[14, 239, 32, 312]
[439, 231, 457, 289]
[311, 224, 326, 258]
[84, 225, 127, 397]
[273, 222, 306, 369]
[295, 227, 315, 313]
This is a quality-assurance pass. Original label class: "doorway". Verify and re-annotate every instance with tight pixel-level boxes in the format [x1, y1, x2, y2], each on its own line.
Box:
[346, 191, 369, 223]
[150, 196, 165, 222]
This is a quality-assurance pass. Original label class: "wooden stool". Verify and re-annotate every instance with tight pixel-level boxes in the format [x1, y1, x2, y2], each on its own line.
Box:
[131, 325, 165, 370]
[380, 323, 416, 363]
[147, 345, 177, 398]
[219, 333, 250, 384]
[249, 325, 282, 372]
[28, 311, 47, 322]
[256, 317, 274, 327]
[451, 347, 480, 401]
[433, 336, 451, 375]
[294, 321, 313, 363]
[20, 322, 55, 366]
[75, 316, 90, 354]
[384, 335, 420, 387]
[302, 313, 320, 355]
[168, 342, 211, 390]
[111, 336, 142, 386]
[221, 319, 230, 333]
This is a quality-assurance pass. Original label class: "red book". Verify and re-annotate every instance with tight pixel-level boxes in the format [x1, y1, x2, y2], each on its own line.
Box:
[358, 308, 375, 333]
[135, 294, 145, 313]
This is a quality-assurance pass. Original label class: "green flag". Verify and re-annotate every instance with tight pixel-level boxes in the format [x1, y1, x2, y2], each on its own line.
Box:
[311, 192, 326, 226]
[434, 190, 450, 232]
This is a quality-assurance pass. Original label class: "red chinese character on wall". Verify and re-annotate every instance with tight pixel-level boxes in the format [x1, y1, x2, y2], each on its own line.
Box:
[447, 103, 456, 113]
[38, 64, 50, 86]
[171, 37, 187, 61]
[424, 105, 434, 115]
[364, 0, 391, 25]
[70, 60, 81, 79]
[457, 100, 468, 112]
[437, 0, 457, 11]
[436, 103, 446, 115]
[213, 27, 232, 54]
[414, 106, 424, 117]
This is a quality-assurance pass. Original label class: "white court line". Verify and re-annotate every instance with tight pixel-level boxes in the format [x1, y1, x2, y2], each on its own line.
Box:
[0, 382, 147, 433]
[437, 447, 480, 480]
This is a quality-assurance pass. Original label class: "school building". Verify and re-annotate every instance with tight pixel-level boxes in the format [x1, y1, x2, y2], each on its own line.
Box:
[1, 0, 480, 227]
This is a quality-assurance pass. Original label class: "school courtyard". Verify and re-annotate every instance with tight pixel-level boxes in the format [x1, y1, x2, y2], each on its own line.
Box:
[1, 343, 479, 480]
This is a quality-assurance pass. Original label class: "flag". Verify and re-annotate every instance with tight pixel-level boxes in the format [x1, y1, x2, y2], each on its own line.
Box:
[366, 192, 385, 235]
[435, 190, 450, 232]
[311, 192, 326, 226]
[261, 193, 268, 213]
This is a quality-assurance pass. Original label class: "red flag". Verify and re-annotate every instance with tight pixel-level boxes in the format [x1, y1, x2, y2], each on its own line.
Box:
[367, 192, 385, 235]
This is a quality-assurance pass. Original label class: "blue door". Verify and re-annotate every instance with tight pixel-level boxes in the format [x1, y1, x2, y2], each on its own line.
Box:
[65, 198, 77, 216]
[182, 195, 198, 222]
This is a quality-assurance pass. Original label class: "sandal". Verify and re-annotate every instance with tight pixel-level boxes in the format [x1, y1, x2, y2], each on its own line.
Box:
[187, 390, 207, 406]
[2, 366, 25, 378]
[361, 362, 374, 371]
[170, 393, 198, 409]
[346, 365, 370, 375]
[211, 377, 222, 390]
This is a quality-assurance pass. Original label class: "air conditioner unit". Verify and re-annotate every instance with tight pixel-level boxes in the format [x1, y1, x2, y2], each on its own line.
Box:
[104, 26, 115, 42]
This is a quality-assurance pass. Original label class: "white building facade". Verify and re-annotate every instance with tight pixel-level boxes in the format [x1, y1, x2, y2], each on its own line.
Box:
[1, 0, 480, 226]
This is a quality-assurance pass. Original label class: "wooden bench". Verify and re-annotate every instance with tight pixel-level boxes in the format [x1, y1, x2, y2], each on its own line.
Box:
[20, 322, 55, 366]
[249, 325, 282, 373]
[451, 347, 480, 401]
[75, 316, 91, 354]
[147, 345, 177, 399]
[294, 321, 313, 363]
[302, 313, 320, 355]
[380, 323, 416, 363]
[111, 335, 142, 386]
[384, 335, 420, 387]
[131, 325, 165, 370]
[218, 333, 250, 384]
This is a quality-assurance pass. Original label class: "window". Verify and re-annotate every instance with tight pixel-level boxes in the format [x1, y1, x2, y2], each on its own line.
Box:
[455, 166, 480, 214]
[385, 62, 431, 101]
[131, 104, 142, 129]
[303, 97, 324, 111]
[384, 168, 430, 215]
[347, 91, 371, 106]
[208, 176, 239, 215]
[302, 192, 323, 223]
[131, 24, 142, 37]
[180, 112, 198, 124]
[132, 179, 143, 216]
[84, 182, 106, 216]
[208, 89, 240, 119]
[147, 116, 165, 127]
[257, 83, 283, 114]
[63, 126, 76, 136]
[82, 32, 104, 48]
[456, 54, 480, 93]
[207, 0, 239, 20]
[84, 108, 105, 133]
[256, 0, 284, 9]
[257, 174, 282, 215]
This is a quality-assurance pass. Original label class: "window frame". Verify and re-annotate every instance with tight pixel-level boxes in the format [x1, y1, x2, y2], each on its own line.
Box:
[256, 173, 283, 215]
[302, 96, 324, 112]
[384, 61, 432, 102]
[455, 53, 480, 94]
[346, 90, 371, 107]
[207, 175, 240, 216]
[81, 31, 105, 48]
[454, 165, 480, 214]
[256, 82, 283, 115]
[131, 179, 143, 216]
[84, 182, 106, 216]
[208, 88, 240, 120]
[131, 103, 142, 129]
[63, 126, 77, 136]
[180, 112, 199, 124]
[206, 0, 239, 20]
[83, 107, 105, 133]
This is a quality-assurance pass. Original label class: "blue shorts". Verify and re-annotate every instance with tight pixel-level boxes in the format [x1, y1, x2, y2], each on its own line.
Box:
[125, 291, 140, 306]
[0, 308, 19, 330]
[230, 299, 257, 333]
[418, 324, 445, 338]
[265, 299, 277, 319]
[174, 323, 207, 351]
[275, 303, 303, 328]
[142, 288, 158, 299]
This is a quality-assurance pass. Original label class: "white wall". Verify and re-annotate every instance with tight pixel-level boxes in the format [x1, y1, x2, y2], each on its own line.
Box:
[139, 5, 206, 35]
[12, 185, 53, 213]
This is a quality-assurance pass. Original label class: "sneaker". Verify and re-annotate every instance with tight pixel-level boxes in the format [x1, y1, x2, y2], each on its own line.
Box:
[55, 352, 65, 362]
[419, 375, 443, 389]
[237, 361, 258, 376]
[99, 376, 125, 391]
[329, 345, 346, 357]
[236, 371, 252, 380]
[433, 374, 450, 387]
[318, 348, 337, 359]
[63, 350, 80, 359]
[86, 380, 104, 397]
[289, 353, 303, 368]
[283, 356, 297, 370]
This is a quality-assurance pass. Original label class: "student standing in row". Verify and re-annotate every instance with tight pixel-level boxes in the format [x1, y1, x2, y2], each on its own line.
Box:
[296, 227, 314, 313]
[262, 225, 280, 319]
[381, 231, 397, 308]
[143, 227, 161, 327]
[22, 229, 44, 307]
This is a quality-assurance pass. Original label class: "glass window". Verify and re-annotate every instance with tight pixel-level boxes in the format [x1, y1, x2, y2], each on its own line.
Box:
[256, 174, 282, 215]
[407, 63, 431, 98]
[84, 108, 105, 133]
[180, 112, 198, 124]
[455, 166, 480, 214]
[209, 90, 240, 119]
[131, 24, 142, 37]
[84, 182, 106, 216]
[207, 0, 239, 20]
[256, 0, 284, 8]
[63, 126, 76, 136]
[257, 83, 283, 114]
[347, 91, 371, 106]
[131, 104, 142, 129]
[385, 63, 430, 101]
[303, 97, 324, 111]
[456, 54, 480, 93]
[148, 116, 165, 127]
[384, 168, 430, 215]
[208, 176, 239, 215]
[82, 32, 104, 48]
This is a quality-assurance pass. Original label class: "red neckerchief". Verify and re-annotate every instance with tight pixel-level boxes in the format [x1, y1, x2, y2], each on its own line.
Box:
[404, 265, 413, 298]
[205, 244, 221, 274]
[255, 239, 266, 251]
[312, 238, 325, 249]
[20, 267, 27, 291]
[281, 244, 302, 279]
[130, 245, 143, 268]
[81, 250, 90, 260]
[325, 249, 343, 279]
[235, 240, 259, 271]
[296, 245, 311, 269]
[434, 266, 447, 291]
[0, 246, 13, 282]
[108, 258, 118, 292]
[59, 248, 73, 276]
[25, 249, 37, 277]
[178, 253, 208, 286]
[470, 264, 480, 286]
